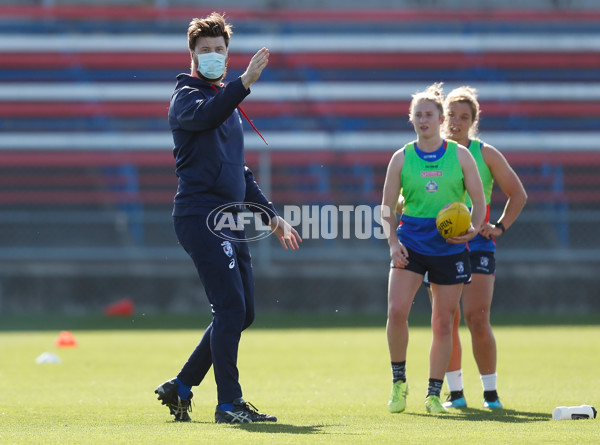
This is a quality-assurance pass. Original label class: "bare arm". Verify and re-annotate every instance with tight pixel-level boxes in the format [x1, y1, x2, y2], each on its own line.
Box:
[480, 143, 527, 239]
[381, 150, 409, 267]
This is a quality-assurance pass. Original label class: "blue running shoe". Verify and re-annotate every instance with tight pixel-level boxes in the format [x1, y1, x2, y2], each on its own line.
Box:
[443, 396, 467, 409]
[442, 390, 467, 409]
[484, 398, 503, 409]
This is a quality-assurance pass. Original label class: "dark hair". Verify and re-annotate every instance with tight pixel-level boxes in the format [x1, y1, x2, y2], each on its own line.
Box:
[188, 12, 233, 51]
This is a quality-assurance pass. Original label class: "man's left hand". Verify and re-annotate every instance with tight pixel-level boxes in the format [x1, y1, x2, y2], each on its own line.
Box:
[270, 216, 302, 250]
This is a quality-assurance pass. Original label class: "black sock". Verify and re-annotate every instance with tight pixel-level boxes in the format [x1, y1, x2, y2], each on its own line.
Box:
[391, 361, 406, 383]
[427, 378, 444, 397]
[484, 390, 499, 402]
[449, 390, 464, 401]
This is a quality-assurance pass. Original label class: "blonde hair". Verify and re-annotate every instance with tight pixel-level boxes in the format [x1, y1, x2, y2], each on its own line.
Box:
[409, 82, 444, 120]
[444, 86, 481, 139]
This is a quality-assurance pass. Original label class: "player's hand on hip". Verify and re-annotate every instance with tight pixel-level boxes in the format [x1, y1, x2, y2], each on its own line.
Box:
[241, 47, 269, 89]
[479, 222, 501, 239]
[270, 215, 302, 250]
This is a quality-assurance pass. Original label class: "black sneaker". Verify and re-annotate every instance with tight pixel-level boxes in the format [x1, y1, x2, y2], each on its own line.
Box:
[155, 378, 193, 422]
[214, 398, 277, 423]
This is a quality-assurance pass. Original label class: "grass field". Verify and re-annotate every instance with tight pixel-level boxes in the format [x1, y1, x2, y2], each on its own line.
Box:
[0, 313, 599, 444]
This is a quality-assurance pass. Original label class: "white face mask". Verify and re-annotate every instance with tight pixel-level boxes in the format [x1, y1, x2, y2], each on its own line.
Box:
[196, 52, 226, 79]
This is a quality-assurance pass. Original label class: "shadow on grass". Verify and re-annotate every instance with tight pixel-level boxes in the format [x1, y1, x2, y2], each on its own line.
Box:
[164, 420, 339, 435]
[409, 407, 550, 423]
[231, 423, 335, 435]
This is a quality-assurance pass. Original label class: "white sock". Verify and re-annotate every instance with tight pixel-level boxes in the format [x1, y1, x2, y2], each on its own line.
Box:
[445, 370, 464, 392]
[480, 373, 497, 391]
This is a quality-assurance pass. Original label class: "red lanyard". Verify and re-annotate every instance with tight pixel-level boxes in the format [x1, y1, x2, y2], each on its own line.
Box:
[210, 84, 268, 146]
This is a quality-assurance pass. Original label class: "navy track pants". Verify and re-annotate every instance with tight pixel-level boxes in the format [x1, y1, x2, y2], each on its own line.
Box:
[173, 214, 255, 404]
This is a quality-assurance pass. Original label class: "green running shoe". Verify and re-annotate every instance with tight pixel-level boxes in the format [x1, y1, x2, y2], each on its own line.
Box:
[425, 395, 449, 414]
[387, 381, 408, 413]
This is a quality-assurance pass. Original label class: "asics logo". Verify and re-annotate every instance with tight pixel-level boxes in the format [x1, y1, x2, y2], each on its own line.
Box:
[226, 410, 253, 423]
[229, 259, 235, 269]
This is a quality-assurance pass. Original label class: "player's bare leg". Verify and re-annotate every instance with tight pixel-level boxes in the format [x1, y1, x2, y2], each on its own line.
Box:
[462, 273, 502, 408]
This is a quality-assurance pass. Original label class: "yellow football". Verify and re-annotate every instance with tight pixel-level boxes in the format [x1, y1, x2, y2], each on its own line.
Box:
[436, 202, 471, 239]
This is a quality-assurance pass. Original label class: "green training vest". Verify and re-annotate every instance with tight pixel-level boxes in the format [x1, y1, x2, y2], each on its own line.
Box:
[400, 140, 466, 218]
[465, 139, 494, 207]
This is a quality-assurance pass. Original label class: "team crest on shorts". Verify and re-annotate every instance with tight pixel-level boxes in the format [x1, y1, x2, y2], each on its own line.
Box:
[456, 261, 465, 274]
[221, 240, 233, 257]
[480, 256, 489, 267]
[425, 180, 438, 193]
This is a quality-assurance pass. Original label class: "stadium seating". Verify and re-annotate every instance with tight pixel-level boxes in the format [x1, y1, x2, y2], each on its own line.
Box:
[1, 5, 599, 253]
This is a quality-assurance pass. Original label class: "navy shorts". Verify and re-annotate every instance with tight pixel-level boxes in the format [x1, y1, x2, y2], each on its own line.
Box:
[470, 250, 496, 275]
[391, 246, 471, 285]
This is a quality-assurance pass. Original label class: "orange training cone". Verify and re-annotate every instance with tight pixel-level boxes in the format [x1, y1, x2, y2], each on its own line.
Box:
[55, 331, 78, 348]
[104, 298, 135, 317]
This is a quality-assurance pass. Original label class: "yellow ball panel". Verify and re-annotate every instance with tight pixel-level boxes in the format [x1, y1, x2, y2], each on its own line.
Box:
[436, 202, 471, 239]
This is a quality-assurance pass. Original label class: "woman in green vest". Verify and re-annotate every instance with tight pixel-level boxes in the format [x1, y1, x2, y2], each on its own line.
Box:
[441, 86, 527, 410]
[381, 83, 485, 415]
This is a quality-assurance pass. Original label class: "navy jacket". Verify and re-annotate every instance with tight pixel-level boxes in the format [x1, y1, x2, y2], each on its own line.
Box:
[168, 74, 277, 222]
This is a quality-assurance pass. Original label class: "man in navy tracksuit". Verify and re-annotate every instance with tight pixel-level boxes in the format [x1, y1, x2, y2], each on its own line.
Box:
[154, 12, 301, 424]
